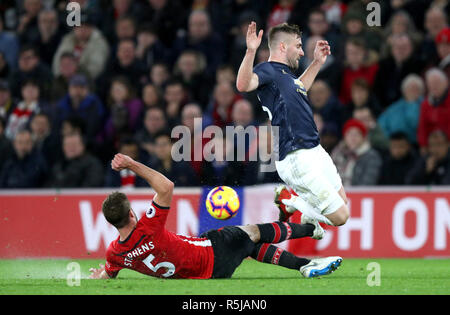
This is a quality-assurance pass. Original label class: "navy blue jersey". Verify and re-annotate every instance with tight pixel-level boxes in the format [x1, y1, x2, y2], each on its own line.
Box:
[253, 61, 319, 160]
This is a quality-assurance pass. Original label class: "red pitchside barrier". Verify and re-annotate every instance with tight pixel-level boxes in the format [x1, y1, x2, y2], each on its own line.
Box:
[0, 186, 449, 259]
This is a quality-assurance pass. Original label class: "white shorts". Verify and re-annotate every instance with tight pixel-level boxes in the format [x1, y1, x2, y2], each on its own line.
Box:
[275, 144, 344, 216]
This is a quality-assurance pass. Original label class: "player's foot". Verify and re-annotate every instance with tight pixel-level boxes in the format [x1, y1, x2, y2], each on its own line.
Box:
[274, 185, 297, 222]
[301, 215, 324, 240]
[300, 256, 343, 278]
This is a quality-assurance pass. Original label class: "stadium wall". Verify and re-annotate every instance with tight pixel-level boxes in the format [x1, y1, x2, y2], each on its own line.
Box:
[1, 185, 449, 259]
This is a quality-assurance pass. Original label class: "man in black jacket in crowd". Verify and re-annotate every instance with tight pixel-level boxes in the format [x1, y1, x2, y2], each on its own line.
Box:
[46, 132, 103, 188]
[379, 132, 419, 185]
[406, 130, 450, 185]
[0, 128, 47, 188]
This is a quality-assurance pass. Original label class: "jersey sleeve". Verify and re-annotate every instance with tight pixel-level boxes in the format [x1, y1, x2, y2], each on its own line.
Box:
[139, 199, 170, 234]
[104, 247, 123, 278]
[253, 62, 274, 87]
[105, 260, 122, 278]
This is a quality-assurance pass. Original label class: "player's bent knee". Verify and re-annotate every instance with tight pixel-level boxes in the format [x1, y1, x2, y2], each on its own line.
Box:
[237, 225, 260, 243]
[333, 206, 349, 226]
[327, 205, 349, 226]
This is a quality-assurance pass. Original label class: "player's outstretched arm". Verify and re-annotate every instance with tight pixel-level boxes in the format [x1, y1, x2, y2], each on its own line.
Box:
[236, 21, 262, 92]
[299, 40, 331, 91]
[111, 153, 174, 207]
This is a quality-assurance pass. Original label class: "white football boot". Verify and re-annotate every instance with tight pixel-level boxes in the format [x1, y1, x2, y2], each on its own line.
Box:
[300, 256, 343, 278]
[301, 214, 325, 240]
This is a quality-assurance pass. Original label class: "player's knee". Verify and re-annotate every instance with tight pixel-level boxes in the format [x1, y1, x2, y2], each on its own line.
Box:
[238, 225, 260, 243]
[332, 206, 349, 226]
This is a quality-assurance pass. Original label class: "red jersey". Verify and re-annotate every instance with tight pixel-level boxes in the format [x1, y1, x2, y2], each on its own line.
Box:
[339, 63, 379, 105]
[104, 200, 215, 279]
[417, 90, 450, 147]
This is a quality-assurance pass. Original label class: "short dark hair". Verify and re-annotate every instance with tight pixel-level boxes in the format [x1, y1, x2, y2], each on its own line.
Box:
[165, 79, 185, 89]
[19, 44, 39, 58]
[429, 129, 448, 142]
[22, 78, 40, 89]
[268, 23, 302, 49]
[390, 132, 409, 141]
[60, 51, 76, 61]
[32, 112, 51, 124]
[102, 192, 131, 228]
[119, 137, 138, 149]
[309, 8, 327, 20]
[351, 78, 370, 90]
[346, 37, 366, 50]
[154, 129, 173, 143]
[63, 116, 86, 135]
[63, 131, 86, 147]
[138, 23, 157, 35]
[353, 105, 372, 115]
[145, 105, 165, 117]
[118, 38, 136, 48]
[117, 14, 136, 24]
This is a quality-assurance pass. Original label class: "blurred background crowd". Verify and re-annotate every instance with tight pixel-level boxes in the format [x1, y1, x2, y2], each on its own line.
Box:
[0, 0, 449, 189]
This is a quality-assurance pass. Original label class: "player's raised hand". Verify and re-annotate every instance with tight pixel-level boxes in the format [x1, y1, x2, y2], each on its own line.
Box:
[313, 40, 331, 65]
[246, 21, 263, 52]
[111, 153, 134, 171]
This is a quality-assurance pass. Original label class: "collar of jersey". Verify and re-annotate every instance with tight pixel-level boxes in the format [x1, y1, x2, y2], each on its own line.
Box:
[269, 61, 291, 69]
[118, 227, 136, 244]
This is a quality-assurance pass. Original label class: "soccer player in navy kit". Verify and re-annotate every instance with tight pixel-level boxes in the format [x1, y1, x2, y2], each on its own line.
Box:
[236, 22, 350, 229]
[89, 153, 342, 279]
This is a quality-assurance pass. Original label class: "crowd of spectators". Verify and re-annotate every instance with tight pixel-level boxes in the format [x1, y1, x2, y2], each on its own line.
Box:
[1, 0, 450, 189]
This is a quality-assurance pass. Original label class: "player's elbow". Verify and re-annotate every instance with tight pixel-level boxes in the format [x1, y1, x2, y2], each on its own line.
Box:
[161, 180, 174, 196]
[168, 180, 175, 192]
[236, 81, 248, 93]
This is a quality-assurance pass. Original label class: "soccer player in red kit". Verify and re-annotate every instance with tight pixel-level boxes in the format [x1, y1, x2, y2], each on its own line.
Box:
[89, 153, 342, 279]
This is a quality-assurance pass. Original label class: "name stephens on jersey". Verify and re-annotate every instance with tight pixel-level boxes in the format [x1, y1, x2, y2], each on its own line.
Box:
[123, 240, 155, 267]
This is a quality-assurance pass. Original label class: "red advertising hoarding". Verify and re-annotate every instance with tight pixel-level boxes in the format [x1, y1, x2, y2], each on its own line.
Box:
[0, 187, 449, 259]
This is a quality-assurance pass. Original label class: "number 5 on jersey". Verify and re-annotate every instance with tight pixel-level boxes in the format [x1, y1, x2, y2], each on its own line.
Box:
[142, 254, 176, 278]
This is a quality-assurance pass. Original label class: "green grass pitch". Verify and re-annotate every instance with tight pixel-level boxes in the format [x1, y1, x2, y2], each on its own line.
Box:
[0, 258, 449, 295]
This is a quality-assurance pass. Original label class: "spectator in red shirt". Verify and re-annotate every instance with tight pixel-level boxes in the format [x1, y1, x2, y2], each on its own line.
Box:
[266, 0, 296, 32]
[339, 37, 379, 105]
[320, 0, 347, 27]
[417, 68, 450, 153]
[209, 81, 242, 128]
[175, 102, 210, 182]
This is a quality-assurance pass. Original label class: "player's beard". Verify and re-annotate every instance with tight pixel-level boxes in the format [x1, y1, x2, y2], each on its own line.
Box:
[287, 56, 299, 70]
